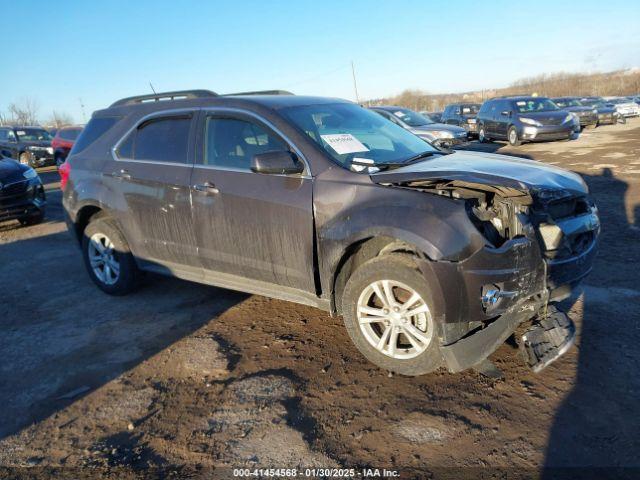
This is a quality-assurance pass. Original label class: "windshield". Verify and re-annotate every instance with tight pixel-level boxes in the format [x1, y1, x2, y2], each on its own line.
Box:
[554, 99, 582, 108]
[15, 128, 52, 142]
[514, 98, 559, 113]
[387, 108, 434, 127]
[280, 103, 439, 170]
[461, 104, 480, 114]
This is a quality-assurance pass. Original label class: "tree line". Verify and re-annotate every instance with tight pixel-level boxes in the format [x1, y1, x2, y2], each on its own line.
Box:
[365, 69, 640, 112]
[0, 98, 74, 128]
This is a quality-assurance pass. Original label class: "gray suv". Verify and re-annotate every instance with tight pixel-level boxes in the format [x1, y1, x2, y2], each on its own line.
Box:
[62, 89, 599, 376]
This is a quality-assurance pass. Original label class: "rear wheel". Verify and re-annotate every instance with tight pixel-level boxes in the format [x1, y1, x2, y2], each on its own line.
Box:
[82, 216, 139, 295]
[508, 126, 521, 146]
[342, 254, 442, 376]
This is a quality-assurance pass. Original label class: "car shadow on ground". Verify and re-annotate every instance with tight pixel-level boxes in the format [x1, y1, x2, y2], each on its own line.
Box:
[0, 227, 247, 441]
[543, 168, 640, 477]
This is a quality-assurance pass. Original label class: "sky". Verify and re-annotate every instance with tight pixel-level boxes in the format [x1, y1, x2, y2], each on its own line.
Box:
[1, 0, 639, 123]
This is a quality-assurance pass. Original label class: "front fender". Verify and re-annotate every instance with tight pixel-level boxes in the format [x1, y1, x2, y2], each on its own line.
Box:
[314, 178, 487, 299]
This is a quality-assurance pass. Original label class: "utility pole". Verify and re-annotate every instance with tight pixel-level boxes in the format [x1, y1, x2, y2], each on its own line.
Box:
[351, 61, 360, 104]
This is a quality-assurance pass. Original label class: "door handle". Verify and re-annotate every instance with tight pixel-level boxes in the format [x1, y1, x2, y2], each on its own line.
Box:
[193, 182, 219, 194]
[112, 169, 131, 180]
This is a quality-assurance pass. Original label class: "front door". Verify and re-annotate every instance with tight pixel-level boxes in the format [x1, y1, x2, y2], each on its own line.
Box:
[190, 110, 316, 293]
[102, 111, 199, 269]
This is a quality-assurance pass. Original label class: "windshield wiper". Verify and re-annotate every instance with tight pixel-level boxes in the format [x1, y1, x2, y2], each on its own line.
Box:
[352, 150, 443, 172]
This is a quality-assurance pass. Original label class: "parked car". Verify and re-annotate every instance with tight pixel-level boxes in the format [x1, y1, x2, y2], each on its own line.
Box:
[370, 106, 468, 147]
[420, 111, 442, 123]
[603, 96, 640, 117]
[441, 103, 481, 136]
[52, 125, 83, 167]
[62, 89, 599, 376]
[476, 96, 576, 146]
[579, 97, 620, 125]
[0, 154, 46, 225]
[552, 97, 598, 129]
[0, 126, 54, 168]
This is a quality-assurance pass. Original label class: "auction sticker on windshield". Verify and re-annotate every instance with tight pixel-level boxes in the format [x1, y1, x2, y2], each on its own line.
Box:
[320, 134, 369, 155]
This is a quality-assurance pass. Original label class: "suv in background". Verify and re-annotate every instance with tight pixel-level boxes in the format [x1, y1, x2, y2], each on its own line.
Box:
[552, 97, 598, 129]
[441, 103, 481, 137]
[52, 125, 83, 166]
[62, 89, 598, 377]
[0, 126, 54, 167]
[476, 96, 576, 146]
[370, 106, 468, 147]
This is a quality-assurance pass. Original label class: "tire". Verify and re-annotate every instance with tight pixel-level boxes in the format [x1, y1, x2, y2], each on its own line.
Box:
[82, 216, 139, 295]
[19, 152, 32, 167]
[342, 254, 443, 376]
[19, 211, 44, 226]
[478, 125, 491, 143]
[507, 126, 521, 146]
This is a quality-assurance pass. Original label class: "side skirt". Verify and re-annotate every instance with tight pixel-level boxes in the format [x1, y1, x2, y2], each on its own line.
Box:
[139, 259, 330, 312]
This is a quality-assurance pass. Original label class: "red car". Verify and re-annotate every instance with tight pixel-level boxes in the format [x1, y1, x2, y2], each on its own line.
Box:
[51, 126, 83, 167]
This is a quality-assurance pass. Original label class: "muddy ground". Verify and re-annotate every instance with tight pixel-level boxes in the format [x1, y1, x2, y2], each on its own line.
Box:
[1, 120, 639, 479]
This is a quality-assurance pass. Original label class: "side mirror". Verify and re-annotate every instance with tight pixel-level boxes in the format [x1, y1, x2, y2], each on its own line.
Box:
[251, 151, 304, 175]
[501, 110, 512, 117]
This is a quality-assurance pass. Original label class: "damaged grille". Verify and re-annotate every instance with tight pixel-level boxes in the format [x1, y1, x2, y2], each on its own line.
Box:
[534, 195, 598, 260]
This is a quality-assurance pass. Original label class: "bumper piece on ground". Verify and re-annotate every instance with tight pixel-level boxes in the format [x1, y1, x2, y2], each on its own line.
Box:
[521, 305, 575, 373]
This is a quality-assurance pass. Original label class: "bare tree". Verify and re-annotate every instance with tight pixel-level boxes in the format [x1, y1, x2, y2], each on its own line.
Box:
[7, 97, 40, 125]
[47, 111, 74, 128]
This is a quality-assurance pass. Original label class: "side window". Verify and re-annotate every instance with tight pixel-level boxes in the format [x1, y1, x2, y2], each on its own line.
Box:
[117, 115, 192, 163]
[454, 106, 461, 115]
[204, 117, 288, 170]
[7, 130, 17, 141]
[0, 129, 7, 141]
[72, 116, 121, 154]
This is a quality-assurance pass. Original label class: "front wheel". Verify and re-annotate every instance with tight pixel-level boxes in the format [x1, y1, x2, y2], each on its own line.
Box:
[478, 126, 491, 143]
[508, 126, 521, 146]
[342, 254, 442, 376]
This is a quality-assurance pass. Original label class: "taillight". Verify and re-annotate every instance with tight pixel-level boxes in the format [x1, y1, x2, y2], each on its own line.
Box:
[59, 161, 71, 191]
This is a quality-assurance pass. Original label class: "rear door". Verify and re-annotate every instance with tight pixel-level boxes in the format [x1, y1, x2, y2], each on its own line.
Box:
[103, 110, 200, 269]
[190, 109, 316, 292]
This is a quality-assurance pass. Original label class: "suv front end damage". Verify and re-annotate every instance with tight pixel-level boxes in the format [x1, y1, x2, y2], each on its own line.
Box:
[372, 156, 599, 373]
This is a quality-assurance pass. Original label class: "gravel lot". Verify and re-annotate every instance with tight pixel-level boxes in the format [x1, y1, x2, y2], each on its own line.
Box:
[1, 119, 639, 479]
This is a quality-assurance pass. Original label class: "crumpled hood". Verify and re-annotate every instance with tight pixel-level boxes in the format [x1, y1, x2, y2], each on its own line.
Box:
[370, 150, 588, 196]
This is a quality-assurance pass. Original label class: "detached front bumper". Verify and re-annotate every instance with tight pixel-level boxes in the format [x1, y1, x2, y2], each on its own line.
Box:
[521, 124, 574, 142]
[421, 205, 598, 372]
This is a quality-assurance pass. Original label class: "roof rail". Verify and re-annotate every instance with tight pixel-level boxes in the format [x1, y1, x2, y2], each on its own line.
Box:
[110, 89, 218, 107]
[224, 90, 294, 96]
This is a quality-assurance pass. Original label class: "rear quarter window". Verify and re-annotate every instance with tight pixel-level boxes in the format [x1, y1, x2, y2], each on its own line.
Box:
[71, 117, 121, 154]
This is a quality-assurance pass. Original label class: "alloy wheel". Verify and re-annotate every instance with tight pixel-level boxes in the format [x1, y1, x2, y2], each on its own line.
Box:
[88, 232, 120, 285]
[356, 280, 434, 360]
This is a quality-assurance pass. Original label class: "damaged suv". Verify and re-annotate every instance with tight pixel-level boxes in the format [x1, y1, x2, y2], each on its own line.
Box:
[62, 90, 599, 376]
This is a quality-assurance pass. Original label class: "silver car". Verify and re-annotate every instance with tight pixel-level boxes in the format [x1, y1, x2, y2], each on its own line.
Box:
[370, 106, 469, 147]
